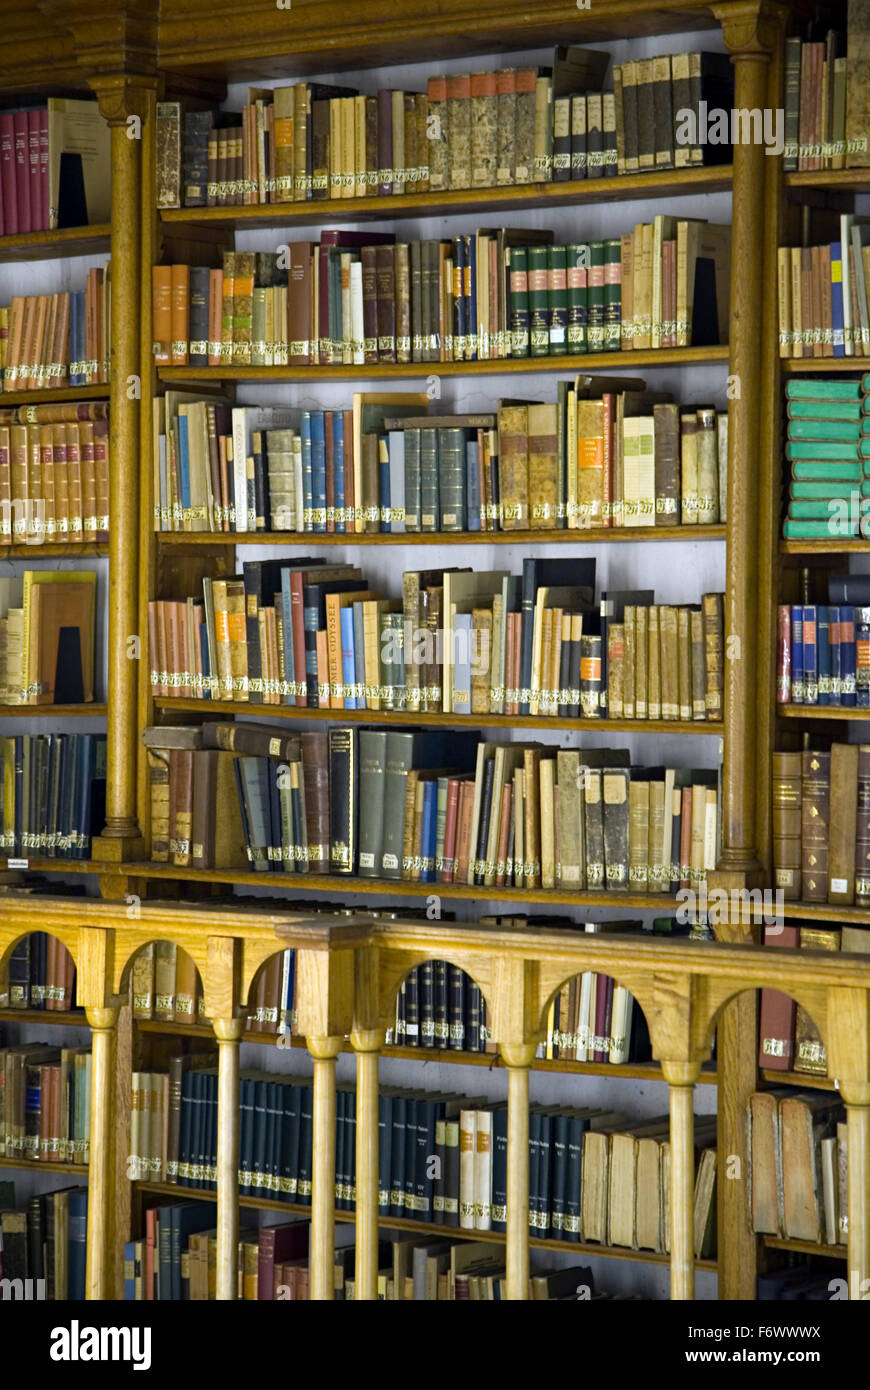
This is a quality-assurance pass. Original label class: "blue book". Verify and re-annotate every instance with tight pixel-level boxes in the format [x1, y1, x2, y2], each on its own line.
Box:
[285, 949, 296, 1030]
[300, 412, 314, 532]
[378, 433, 392, 533]
[802, 605, 818, 703]
[386, 430, 406, 532]
[280, 568, 296, 706]
[171, 1201, 217, 1301]
[830, 605, 842, 704]
[309, 411, 327, 534]
[68, 1189, 88, 1301]
[830, 242, 845, 357]
[790, 605, 804, 703]
[68, 293, 80, 385]
[452, 612, 473, 713]
[419, 779, 438, 883]
[340, 606, 357, 709]
[176, 414, 192, 524]
[466, 439, 481, 531]
[199, 623, 212, 700]
[332, 410, 346, 533]
[124, 1240, 137, 1300]
[352, 601, 367, 709]
[817, 605, 831, 705]
[857, 607, 870, 707]
[841, 604, 857, 705]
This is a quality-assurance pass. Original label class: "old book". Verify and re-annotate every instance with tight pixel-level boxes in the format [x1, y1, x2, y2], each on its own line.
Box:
[497, 401, 529, 531]
[856, 745, 870, 904]
[772, 751, 802, 899]
[801, 748, 830, 902]
[847, 0, 870, 168]
[827, 741, 859, 903]
[758, 924, 800, 1070]
[794, 927, 841, 1074]
[781, 1093, 837, 1241]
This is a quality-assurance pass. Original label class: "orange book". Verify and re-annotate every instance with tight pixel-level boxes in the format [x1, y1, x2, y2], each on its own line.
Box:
[315, 627, 329, 707]
[208, 268, 223, 366]
[93, 418, 109, 540]
[51, 423, 70, 542]
[78, 420, 97, 542]
[0, 426, 11, 544]
[152, 266, 173, 364]
[65, 422, 83, 539]
[38, 424, 55, 544]
[170, 263, 190, 365]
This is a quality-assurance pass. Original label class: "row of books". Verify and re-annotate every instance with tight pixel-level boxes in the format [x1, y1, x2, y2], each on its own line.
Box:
[780, 377, 870, 540]
[153, 222, 729, 369]
[0, 402, 110, 545]
[0, 733, 107, 859]
[777, 230, 870, 358]
[0, 97, 110, 236]
[783, 27, 869, 172]
[155, 47, 734, 211]
[154, 391, 729, 537]
[773, 743, 870, 906]
[4, 930, 77, 1011]
[777, 605, 866, 707]
[147, 565, 724, 723]
[386, 962, 491, 1054]
[0, 1184, 88, 1300]
[749, 1090, 846, 1247]
[0, 571, 96, 706]
[0, 1043, 91, 1163]
[759, 923, 867, 1077]
[0, 272, 110, 392]
[145, 722, 721, 891]
[532, 946, 652, 1065]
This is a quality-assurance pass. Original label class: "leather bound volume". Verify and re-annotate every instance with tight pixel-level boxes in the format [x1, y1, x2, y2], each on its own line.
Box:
[653, 402, 680, 524]
[856, 744, 870, 905]
[170, 263, 189, 366]
[446, 74, 472, 189]
[192, 749, 247, 871]
[603, 769, 630, 890]
[147, 748, 170, 862]
[795, 927, 841, 1074]
[527, 402, 558, 529]
[828, 741, 858, 903]
[375, 245, 396, 362]
[170, 748, 194, 868]
[758, 923, 800, 1069]
[801, 749, 830, 902]
[301, 731, 329, 872]
[377, 88, 393, 195]
[497, 401, 529, 530]
[152, 267, 172, 364]
[328, 725, 357, 873]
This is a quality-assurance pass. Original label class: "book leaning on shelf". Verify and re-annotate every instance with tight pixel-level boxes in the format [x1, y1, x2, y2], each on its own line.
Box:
[772, 742, 870, 908]
[0, 1186, 88, 1300]
[152, 221, 729, 369]
[143, 722, 721, 894]
[153, 389, 728, 535]
[0, 269, 110, 391]
[748, 1089, 847, 1247]
[0, 1043, 91, 1161]
[154, 46, 733, 210]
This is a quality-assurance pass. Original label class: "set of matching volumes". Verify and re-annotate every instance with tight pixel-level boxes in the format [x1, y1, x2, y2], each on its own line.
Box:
[749, 1090, 847, 1248]
[155, 47, 732, 211]
[0, 97, 110, 235]
[778, 230, 870, 358]
[3, 930, 77, 1011]
[153, 389, 728, 537]
[130, 939, 295, 1035]
[773, 743, 870, 907]
[782, 11, 870, 172]
[0, 1043, 91, 1163]
[780, 378, 870, 540]
[0, 571, 96, 706]
[0, 271, 110, 391]
[0, 733, 107, 860]
[776, 577, 870, 706]
[152, 221, 728, 370]
[386, 962, 491, 1054]
[0, 1185, 88, 1300]
[759, 923, 867, 1077]
[0, 402, 110, 544]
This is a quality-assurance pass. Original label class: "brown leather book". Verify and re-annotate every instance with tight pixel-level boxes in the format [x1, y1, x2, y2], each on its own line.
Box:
[522, 746, 542, 888]
[38, 424, 56, 544]
[301, 730, 329, 872]
[781, 1093, 834, 1241]
[497, 401, 529, 531]
[173, 947, 198, 1024]
[169, 748, 194, 868]
[772, 751, 802, 899]
[375, 244, 396, 362]
[258, 951, 284, 1034]
[153, 940, 177, 1022]
[65, 422, 83, 540]
[856, 744, 870, 905]
[170, 262, 189, 366]
[677, 606, 692, 720]
[289, 242, 315, 364]
[78, 420, 97, 543]
[93, 417, 109, 540]
[795, 926, 841, 1074]
[758, 924, 799, 1070]
[51, 422, 69, 543]
[827, 741, 858, 903]
[395, 243, 411, 364]
[748, 1089, 783, 1234]
[131, 942, 155, 1020]
[361, 246, 378, 366]
[191, 748, 247, 871]
[147, 749, 170, 862]
[652, 401, 680, 524]
[702, 592, 724, 720]
[152, 267, 172, 364]
[801, 748, 830, 902]
[0, 426, 11, 545]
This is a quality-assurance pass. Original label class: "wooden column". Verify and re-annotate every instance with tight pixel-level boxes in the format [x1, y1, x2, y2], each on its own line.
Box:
[213, 1017, 243, 1300]
[712, 0, 782, 876]
[84, 1005, 119, 1299]
[307, 1035, 342, 1300]
[502, 1042, 536, 1301]
[840, 1088, 870, 1298]
[662, 1060, 701, 1300]
[350, 1028, 384, 1302]
[716, 990, 758, 1298]
[89, 74, 155, 864]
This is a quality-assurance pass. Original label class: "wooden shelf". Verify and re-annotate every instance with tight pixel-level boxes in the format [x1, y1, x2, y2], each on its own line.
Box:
[0, 543, 109, 558]
[153, 696, 724, 736]
[780, 902, 870, 925]
[120, 861, 687, 909]
[781, 538, 870, 554]
[0, 858, 97, 873]
[762, 1235, 845, 1260]
[0, 703, 108, 718]
[785, 170, 870, 194]
[778, 705, 869, 720]
[0, 384, 109, 406]
[158, 346, 729, 386]
[135, 1019, 719, 1083]
[157, 525, 727, 547]
[783, 357, 870, 373]
[0, 223, 111, 263]
[759, 1069, 837, 1091]
[0, 1154, 88, 1175]
[134, 1180, 717, 1269]
[161, 166, 734, 231]
[0, 1008, 89, 1027]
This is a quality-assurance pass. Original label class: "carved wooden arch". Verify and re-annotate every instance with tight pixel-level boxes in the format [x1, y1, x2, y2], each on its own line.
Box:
[111, 925, 209, 1000]
[693, 975, 830, 1066]
[240, 938, 294, 1016]
[369, 945, 496, 1037]
[0, 919, 82, 977]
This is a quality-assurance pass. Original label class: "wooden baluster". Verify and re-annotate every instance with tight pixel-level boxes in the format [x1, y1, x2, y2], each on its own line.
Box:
[662, 1061, 701, 1300]
[308, 1035, 342, 1300]
[84, 1006, 119, 1299]
[840, 1084, 870, 1299]
[502, 1043, 536, 1301]
[350, 1028, 384, 1301]
[212, 1017, 243, 1300]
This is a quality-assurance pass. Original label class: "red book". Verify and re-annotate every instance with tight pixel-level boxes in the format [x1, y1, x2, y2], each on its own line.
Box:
[144, 1207, 156, 1300]
[317, 231, 395, 365]
[777, 604, 791, 703]
[342, 407, 355, 529]
[758, 924, 800, 1071]
[0, 113, 15, 236]
[257, 1222, 309, 1301]
[441, 775, 462, 883]
[324, 410, 335, 533]
[679, 787, 692, 890]
[13, 111, 30, 234]
[39, 108, 49, 233]
[27, 110, 41, 232]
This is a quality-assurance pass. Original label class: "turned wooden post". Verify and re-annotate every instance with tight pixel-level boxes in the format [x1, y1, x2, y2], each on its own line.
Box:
[212, 1017, 243, 1299]
[502, 1042, 536, 1301]
[84, 1005, 120, 1299]
[838, 1085, 870, 1298]
[307, 1035, 343, 1300]
[350, 1028, 384, 1301]
[662, 1060, 701, 1300]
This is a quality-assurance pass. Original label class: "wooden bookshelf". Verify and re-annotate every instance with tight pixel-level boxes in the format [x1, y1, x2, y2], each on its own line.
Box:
[0, 543, 109, 558]
[778, 706, 870, 721]
[0, 704, 108, 718]
[781, 539, 870, 554]
[759, 1069, 837, 1092]
[0, 1008, 89, 1027]
[156, 525, 727, 547]
[783, 357, 870, 373]
[0, 384, 110, 406]
[763, 1236, 845, 1260]
[0, 223, 111, 263]
[0, 1155, 89, 1176]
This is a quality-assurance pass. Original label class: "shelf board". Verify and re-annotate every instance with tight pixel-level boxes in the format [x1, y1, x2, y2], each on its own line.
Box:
[158, 346, 729, 386]
[0, 1008, 89, 1027]
[0, 1154, 88, 1175]
[778, 705, 868, 720]
[135, 1020, 718, 1084]
[780, 901, 870, 924]
[783, 357, 870, 373]
[135, 1180, 717, 1269]
[156, 525, 726, 547]
[118, 860, 684, 909]
[0, 384, 109, 406]
[785, 170, 870, 194]
[0, 223, 111, 263]
[762, 1235, 845, 1260]
[781, 538, 870, 554]
[160, 167, 734, 231]
[0, 543, 108, 558]
[0, 703, 107, 718]
[153, 696, 723, 736]
[0, 857, 96, 874]
[759, 1069, 836, 1091]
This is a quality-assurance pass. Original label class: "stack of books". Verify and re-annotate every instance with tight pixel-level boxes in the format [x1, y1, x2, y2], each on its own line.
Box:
[781, 378, 866, 539]
[749, 1090, 846, 1247]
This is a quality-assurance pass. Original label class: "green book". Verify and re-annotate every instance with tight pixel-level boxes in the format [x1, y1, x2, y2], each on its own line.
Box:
[786, 378, 862, 400]
[509, 247, 530, 358]
[548, 244, 567, 355]
[783, 518, 858, 537]
[787, 399, 862, 420]
[790, 481, 858, 500]
[603, 238, 622, 352]
[791, 459, 861, 481]
[566, 242, 588, 354]
[786, 441, 861, 460]
[788, 419, 861, 441]
[788, 500, 848, 519]
[528, 245, 550, 358]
